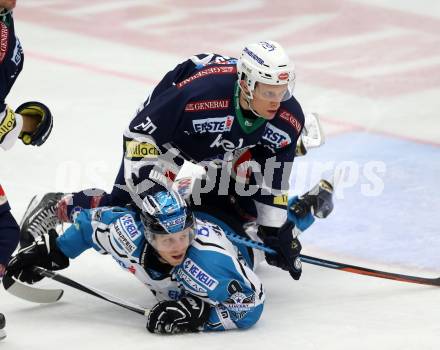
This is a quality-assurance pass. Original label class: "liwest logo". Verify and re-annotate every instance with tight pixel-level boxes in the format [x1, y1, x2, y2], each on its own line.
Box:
[182, 258, 218, 290]
[120, 214, 140, 240]
[193, 116, 234, 134]
[261, 124, 291, 149]
[113, 221, 137, 254]
[125, 141, 159, 159]
[185, 99, 230, 112]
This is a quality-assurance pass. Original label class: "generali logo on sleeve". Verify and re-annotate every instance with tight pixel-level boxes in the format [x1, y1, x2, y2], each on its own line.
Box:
[279, 109, 302, 134]
[0, 22, 9, 64]
[177, 66, 237, 88]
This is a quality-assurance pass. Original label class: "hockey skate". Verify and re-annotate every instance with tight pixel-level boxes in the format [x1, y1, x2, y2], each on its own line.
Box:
[19, 192, 64, 248]
[0, 313, 5, 340]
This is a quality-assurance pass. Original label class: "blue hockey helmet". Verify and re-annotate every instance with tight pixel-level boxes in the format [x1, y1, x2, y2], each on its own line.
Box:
[140, 189, 195, 251]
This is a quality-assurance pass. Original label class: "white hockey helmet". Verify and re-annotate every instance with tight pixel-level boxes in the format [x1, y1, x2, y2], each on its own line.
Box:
[237, 41, 295, 102]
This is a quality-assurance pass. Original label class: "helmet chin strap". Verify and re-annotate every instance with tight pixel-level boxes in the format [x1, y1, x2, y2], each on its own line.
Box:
[241, 89, 266, 119]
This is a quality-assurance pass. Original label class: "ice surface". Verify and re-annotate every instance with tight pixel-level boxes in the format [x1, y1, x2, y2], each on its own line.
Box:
[1, 1, 439, 349]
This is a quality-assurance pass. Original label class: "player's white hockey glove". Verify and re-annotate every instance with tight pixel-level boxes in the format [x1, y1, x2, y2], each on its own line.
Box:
[147, 296, 210, 334]
[295, 112, 325, 156]
[16, 101, 53, 146]
[7, 229, 69, 284]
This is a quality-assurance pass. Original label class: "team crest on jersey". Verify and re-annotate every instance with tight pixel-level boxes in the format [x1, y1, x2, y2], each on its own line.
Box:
[279, 109, 302, 134]
[182, 258, 218, 290]
[261, 123, 291, 149]
[224, 280, 256, 320]
[177, 66, 237, 88]
[193, 116, 234, 134]
[0, 22, 8, 64]
[185, 99, 230, 112]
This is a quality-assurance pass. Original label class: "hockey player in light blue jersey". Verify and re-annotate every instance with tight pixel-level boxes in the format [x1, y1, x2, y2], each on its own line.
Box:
[7, 186, 273, 333]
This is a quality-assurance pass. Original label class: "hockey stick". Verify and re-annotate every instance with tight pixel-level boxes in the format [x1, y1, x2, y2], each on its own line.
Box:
[224, 230, 440, 287]
[2, 268, 150, 316]
[2, 271, 64, 303]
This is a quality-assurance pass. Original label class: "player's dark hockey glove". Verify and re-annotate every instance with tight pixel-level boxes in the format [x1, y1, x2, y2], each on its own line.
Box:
[7, 229, 69, 284]
[147, 296, 210, 334]
[264, 196, 314, 280]
[260, 223, 303, 280]
[16, 101, 53, 146]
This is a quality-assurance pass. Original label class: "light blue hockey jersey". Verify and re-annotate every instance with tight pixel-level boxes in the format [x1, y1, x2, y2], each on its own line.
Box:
[56, 206, 265, 331]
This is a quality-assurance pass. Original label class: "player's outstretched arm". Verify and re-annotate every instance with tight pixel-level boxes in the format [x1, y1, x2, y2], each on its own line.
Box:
[7, 229, 69, 284]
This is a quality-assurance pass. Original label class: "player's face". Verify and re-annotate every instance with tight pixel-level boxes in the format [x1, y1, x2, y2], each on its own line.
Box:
[0, 0, 17, 10]
[250, 83, 288, 120]
[155, 228, 192, 266]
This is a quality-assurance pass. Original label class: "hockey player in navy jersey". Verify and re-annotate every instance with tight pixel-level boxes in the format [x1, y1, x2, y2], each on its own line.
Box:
[20, 40, 324, 279]
[8, 186, 274, 333]
[1, 0, 53, 340]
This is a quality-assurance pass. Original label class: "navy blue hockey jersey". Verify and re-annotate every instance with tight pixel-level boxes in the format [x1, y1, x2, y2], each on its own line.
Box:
[0, 10, 24, 150]
[122, 53, 305, 227]
[0, 10, 23, 113]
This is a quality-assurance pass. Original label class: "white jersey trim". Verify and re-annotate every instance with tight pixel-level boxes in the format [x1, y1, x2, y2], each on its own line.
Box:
[254, 199, 287, 227]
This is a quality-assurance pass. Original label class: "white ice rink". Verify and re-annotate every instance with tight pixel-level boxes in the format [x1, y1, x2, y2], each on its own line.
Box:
[1, 1, 440, 349]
